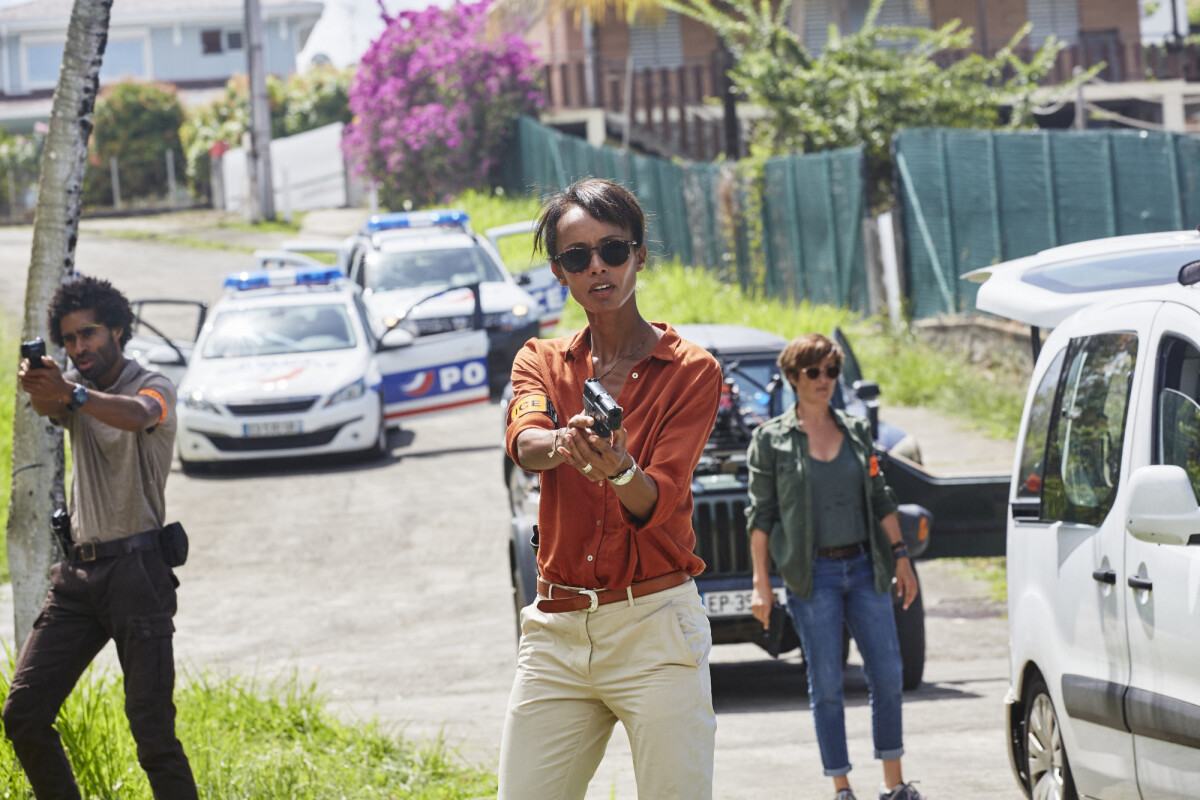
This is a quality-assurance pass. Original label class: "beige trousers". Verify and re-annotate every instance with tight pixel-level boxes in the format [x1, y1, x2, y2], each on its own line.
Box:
[498, 579, 716, 800]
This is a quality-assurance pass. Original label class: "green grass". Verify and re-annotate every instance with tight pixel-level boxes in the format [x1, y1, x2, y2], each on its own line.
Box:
[0, 325, 13, 583]
[558, 260, 1025, 440]
[0, 664, 496, 799]
[97, 229, 258, 254]
[215, 212, 306, 235]
[946, 556, 1008, 604]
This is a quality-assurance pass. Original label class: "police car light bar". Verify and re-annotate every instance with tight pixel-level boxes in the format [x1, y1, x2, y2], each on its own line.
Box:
[223, 266, 345, 291]
[364, 209, 470, 234]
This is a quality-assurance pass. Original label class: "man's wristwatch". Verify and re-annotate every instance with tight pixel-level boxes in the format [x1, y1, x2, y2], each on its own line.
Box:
[607, 459, 638, 486]
[65, 383, 88, 412]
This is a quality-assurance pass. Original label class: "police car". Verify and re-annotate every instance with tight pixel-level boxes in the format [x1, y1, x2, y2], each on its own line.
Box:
[174, 265, 489, 471]
[285, 210, 545, 395]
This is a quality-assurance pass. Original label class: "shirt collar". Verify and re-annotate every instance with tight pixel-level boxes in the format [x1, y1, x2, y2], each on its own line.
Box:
[780, 404, 851, 434]
[564, 321, 679, 366]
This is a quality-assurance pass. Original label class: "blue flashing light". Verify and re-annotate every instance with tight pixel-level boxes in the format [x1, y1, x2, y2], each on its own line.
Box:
[223, 267, 345, 291]
[364, 209, 470, 234]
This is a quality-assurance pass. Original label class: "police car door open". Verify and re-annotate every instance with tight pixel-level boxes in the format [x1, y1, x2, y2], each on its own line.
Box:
[376, 327, 489, 420]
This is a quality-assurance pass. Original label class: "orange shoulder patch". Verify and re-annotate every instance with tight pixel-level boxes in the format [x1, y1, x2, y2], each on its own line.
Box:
[509, 394, 557, 426]
[138, 388, 168, 425]
[869, 455, 880, 477]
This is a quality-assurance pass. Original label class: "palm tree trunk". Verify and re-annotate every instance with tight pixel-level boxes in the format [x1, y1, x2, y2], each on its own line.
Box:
[6, 0, 111, 649]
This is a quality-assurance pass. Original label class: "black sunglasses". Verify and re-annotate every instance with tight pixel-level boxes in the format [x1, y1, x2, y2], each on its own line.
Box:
[802, 365, 840, 381]
[552, 240, 639, 274]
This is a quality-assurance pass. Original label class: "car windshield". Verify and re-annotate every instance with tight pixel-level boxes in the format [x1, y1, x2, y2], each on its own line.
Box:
[201, 303, 357, 358]
[725, 358, 796, 426]
[366, 245, 504, 292]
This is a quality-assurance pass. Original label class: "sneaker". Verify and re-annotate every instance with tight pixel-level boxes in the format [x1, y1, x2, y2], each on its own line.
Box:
[834, 790, 857, 800]
[879, 782, 924, 800]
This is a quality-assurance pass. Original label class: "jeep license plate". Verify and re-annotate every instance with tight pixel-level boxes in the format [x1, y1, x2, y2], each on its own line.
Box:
[702, 588, 786, 617]
[243, 420, 300, 437]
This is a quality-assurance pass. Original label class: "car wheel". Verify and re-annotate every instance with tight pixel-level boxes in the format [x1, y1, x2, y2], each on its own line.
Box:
[1023, 673, 1078, 800]
[893, 562, 925, 691]
[367, 398, 388, 460]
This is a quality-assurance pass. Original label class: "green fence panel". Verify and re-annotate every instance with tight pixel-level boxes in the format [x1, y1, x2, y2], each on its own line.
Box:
[1111, 132, 1182, 234]
[510, 115, 867, 310]
[895, 130, 956, 319]
[1177, 135, 1200, 229]
[898, 127, 1200, 319]
[994, 131, 1057, 256]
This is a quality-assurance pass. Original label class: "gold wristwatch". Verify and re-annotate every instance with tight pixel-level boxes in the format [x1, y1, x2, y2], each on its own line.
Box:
[607, 459, 638, 486]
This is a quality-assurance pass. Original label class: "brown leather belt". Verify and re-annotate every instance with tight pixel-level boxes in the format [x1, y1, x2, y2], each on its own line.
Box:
[536, 571, 691, 613]
[815, 541, 869, 560]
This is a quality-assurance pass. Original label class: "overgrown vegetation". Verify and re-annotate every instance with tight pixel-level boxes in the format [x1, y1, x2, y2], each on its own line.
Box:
[0, 666, 496, 798]
[662, 0, 1088, 208]
[85, 81, 185, 207]
[0, 325, 13, 583]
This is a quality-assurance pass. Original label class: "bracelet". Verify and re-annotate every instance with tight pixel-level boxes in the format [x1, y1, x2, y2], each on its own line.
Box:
[892, 547, 909, 560]
[547, 428, 561, 459]
[890, 540, 906, 551]
[606, 458, 638, 486]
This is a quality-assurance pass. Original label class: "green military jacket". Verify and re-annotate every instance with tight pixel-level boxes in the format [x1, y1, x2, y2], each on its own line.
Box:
[745, 405, 900, 598]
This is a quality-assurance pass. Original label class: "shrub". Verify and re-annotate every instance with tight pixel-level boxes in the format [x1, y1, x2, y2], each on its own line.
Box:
[85, 81, 185, 206]
[342, 0, 544, 208]
[180, 67, 353, 198]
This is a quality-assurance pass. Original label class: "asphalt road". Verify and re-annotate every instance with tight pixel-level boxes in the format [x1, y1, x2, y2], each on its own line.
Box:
[0, 219, 1025, 799]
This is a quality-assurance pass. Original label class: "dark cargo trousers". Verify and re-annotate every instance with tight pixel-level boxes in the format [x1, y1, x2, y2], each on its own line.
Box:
[1, 548, 198, 800]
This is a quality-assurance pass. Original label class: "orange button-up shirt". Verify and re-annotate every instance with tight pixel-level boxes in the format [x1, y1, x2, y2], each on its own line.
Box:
[505, 322, 722, 590]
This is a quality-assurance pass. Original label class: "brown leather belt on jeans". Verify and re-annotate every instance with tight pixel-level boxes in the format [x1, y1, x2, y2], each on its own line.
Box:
[815, 541, 869, 560]
[536, 571, 691, 613]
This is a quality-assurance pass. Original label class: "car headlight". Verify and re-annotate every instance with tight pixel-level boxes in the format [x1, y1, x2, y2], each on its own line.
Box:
[182, 389, 220, 414]
[326, 377, 366, 406]
[496, 304, 531, 331]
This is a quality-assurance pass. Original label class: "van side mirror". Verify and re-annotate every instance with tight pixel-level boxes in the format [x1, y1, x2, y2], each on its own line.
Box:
[1126, 465, 1200, 545]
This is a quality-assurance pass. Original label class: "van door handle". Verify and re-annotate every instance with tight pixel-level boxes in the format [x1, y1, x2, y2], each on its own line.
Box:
[1092, 569, 1116, 584]
[1128, 575, 1154, 591]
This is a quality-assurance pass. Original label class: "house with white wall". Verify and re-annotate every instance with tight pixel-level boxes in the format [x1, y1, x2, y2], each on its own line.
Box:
[0, 0, 323, 132]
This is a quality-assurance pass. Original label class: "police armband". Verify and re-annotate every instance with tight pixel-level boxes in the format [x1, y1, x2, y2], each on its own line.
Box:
[509, 394, 558, 426]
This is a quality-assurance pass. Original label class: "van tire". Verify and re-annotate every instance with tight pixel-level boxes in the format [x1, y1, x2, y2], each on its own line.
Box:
[1022, 673, 1078, 800]
[893, 562, 925, 690]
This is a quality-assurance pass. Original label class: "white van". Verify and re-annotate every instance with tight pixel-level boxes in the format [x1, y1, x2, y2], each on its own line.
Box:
[967, 229, 1200, 800]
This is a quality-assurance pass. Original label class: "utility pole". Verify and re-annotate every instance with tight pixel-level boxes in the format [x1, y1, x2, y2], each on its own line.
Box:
[244, 0, 274, 221]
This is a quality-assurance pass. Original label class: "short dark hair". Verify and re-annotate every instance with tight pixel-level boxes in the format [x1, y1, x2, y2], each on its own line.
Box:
[533, 178, 646, 261]
[777, 333, 843, 382]
[47, 275, 134, 349]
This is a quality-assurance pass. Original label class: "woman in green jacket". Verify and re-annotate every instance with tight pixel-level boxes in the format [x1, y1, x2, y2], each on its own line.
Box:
[746, 333, 922, 800]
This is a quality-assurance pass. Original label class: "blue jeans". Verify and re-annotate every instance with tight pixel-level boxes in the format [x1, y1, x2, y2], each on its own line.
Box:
[785, 551, 904, 777]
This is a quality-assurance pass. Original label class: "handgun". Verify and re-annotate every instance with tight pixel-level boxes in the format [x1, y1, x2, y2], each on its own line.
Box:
[21, 338, 46, 369]
[582, 378, 623, 437]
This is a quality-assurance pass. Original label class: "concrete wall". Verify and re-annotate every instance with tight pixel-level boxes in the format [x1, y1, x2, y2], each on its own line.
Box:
[220, 122, 348, 215]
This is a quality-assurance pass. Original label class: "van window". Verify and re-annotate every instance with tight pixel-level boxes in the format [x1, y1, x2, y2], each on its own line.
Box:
[1156, 336, 1200, 501]
[1041, 333, 1137, 525]
[1016, 348, 1067, 503]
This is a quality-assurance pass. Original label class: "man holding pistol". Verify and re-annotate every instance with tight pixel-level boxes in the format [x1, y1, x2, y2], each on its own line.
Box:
[3, 276, 198, 800]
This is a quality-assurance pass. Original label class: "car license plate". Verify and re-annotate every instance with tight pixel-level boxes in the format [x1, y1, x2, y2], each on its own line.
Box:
[702, 588, 786, 617]
[243, 420, 300, 437]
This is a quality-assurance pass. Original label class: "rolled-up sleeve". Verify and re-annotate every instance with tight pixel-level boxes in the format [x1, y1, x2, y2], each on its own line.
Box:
[504, 341, 555, 471]
[620, 356, 722, 532]
[859, 420, 899, 519]
[745, 426, 779, 535]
